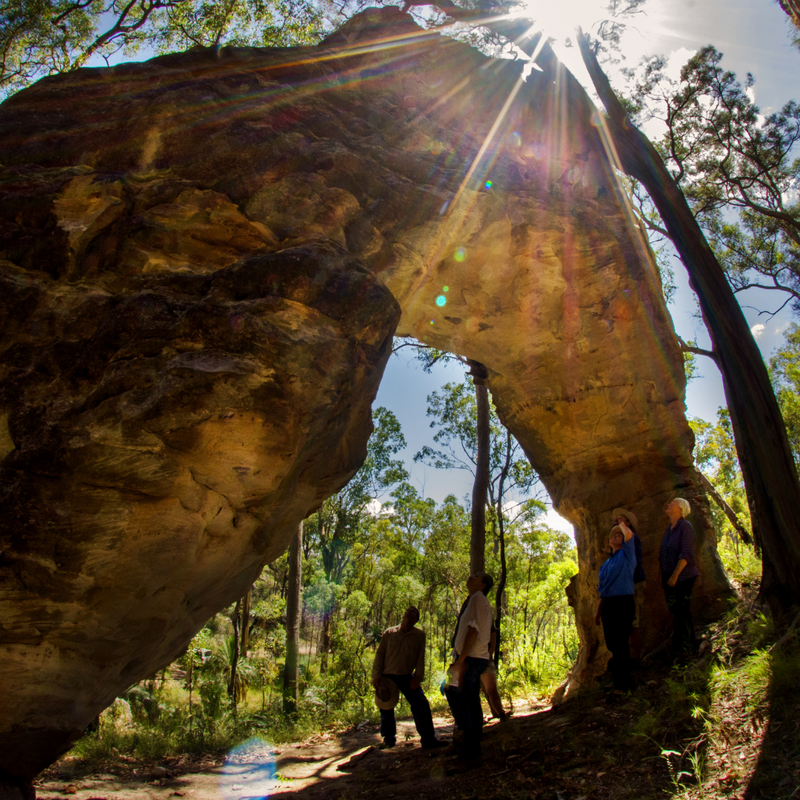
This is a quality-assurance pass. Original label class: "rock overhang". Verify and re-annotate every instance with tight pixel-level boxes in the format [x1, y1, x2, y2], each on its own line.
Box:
[0, 6, 731, 786]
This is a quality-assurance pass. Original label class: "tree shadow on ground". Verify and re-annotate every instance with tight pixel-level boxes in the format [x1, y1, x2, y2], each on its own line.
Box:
[37, 628, 800, 800]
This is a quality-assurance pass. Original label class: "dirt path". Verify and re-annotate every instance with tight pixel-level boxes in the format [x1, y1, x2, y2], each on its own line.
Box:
[35, 708, 527, 800]
[35, 679, 793, 800]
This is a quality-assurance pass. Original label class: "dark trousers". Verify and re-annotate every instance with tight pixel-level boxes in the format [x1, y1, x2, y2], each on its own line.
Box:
[445, 657, 488, 760]
[663, 575, 697, 655]
[600, 595, 635, 691]
[379, 674, 436, 745]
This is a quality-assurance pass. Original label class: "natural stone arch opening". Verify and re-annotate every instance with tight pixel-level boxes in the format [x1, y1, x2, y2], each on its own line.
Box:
[0, 7, 731, 789]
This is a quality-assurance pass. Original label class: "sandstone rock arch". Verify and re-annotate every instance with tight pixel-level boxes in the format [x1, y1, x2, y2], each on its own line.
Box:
[0, 7, 731, 788]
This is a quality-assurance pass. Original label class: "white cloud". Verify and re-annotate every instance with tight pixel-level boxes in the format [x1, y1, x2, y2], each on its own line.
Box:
[544, 507, 575, 539]
[751, 323, 766, 339]
[663, 47, 696, 82]
[774, 322, 791, 337]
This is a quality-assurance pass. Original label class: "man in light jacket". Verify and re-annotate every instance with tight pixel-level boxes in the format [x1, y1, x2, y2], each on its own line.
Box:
[372, 606, 443, 749]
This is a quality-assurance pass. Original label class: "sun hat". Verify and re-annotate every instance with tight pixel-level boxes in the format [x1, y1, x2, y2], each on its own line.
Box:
[612, 507, 638, 528]
[374, 678, 399, 711]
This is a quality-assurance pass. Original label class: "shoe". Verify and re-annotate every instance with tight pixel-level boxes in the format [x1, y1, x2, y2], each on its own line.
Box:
[421, 739, 446, 750]
[379, 738, 396, 749]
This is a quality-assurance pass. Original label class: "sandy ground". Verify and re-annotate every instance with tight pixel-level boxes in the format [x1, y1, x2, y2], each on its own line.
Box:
[35, 709, 506, 800]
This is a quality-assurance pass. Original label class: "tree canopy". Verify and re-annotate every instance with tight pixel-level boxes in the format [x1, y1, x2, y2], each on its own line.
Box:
[0, 0, 325, 97]
[626, 45, 800, 316]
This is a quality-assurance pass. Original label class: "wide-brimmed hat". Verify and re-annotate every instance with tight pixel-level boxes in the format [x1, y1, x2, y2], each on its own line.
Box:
[374, 678, 399, 711]
[612, 507, 638, 528]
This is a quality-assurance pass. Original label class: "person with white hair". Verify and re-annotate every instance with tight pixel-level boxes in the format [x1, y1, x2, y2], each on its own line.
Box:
[659, 498, 700, 656]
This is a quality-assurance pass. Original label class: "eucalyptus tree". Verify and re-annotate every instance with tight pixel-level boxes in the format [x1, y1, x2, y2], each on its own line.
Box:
[304, 406, 407, 586]
[625, 46, 800, 316]
[283, 521, 302, 714]
[415, 377, 540, 658]
[578, 33, 800, 613]
[302, 406, 407, 666]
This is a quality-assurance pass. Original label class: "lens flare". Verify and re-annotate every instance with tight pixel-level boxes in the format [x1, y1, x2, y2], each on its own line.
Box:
[484, 180, 492, 189]
[454, 248, 466, 262]
[220, 738, 277, 800]
[435, 295, 447, 307]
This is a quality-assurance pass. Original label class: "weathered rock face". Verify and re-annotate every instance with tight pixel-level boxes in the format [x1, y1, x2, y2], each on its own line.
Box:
[0, 6, 731, 783]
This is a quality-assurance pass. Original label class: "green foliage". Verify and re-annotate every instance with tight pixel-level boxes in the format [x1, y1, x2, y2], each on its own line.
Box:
[68, 397, 580, 760]
[0, 0, 325, 98]
[414, 377, 539, 521]
[689, 410, 758, 577]
[417, 379, 531, 484]
[304, 406, 408, 584]
[625, 46, 800, 314]
[770, 322, 800, 467]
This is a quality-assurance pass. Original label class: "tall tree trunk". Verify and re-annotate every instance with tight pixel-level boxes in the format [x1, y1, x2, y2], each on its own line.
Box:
[283, 522, 302, 715]
[469, 360, 490, 574]
[494, 430, 512, 663]
[229, 598, 241, 705]
[320, 615, 331, 674]
[577, 33, 800, 612]
[697, 471, 754, 547]
[240, 588, 251, 657]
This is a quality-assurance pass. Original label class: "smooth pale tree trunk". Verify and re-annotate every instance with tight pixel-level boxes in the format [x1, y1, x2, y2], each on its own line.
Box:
[229, 598, 241, 706]
[241, 589, 251, 657]
[578, 33, 800, 612]
[494, 430, 512, 663]
[469, 360, 490, 574]
[283, 522, 302, 715]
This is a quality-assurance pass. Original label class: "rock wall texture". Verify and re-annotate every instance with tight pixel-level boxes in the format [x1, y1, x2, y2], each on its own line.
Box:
[0, 6, 730, 784]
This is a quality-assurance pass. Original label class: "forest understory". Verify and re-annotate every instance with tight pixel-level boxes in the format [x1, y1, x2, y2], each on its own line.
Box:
[36, 589, 800, 800]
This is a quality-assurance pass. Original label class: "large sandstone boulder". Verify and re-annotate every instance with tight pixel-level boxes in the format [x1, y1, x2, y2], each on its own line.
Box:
[0, 6, 731, 786]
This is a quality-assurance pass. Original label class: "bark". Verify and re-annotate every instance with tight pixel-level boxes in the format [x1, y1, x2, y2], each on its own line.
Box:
[229, 598, 241, 704]
[320, 615, 331, 674]
[494, 431, 512, 664]
[777, 0, 800, 31]
[283, 522, 303, 715]
[469, 360, 490, 574]
[240, 588, 251, 657]
[577, 33, 800, 611]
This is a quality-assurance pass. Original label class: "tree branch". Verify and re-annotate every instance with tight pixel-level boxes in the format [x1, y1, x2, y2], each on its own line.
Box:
[697, 470, 753, 547]
[678, 336, 718, 363]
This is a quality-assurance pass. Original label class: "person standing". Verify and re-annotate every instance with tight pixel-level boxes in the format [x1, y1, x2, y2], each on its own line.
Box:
[372, 606, 443, 749]
[659, 498, 699, 657]
[446, 572, 494, 765]
[595, 521, 637, 691]
[613, 507, 646, 656]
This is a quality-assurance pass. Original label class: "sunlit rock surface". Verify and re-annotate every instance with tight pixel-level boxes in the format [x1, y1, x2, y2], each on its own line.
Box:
[0, 6, 730, 783]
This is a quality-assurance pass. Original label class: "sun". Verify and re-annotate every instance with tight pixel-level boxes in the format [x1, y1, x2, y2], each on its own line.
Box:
[521, 0, 611, 45]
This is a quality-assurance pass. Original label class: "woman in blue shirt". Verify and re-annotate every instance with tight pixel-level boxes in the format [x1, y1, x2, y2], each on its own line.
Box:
[595, 520, 637, 691]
